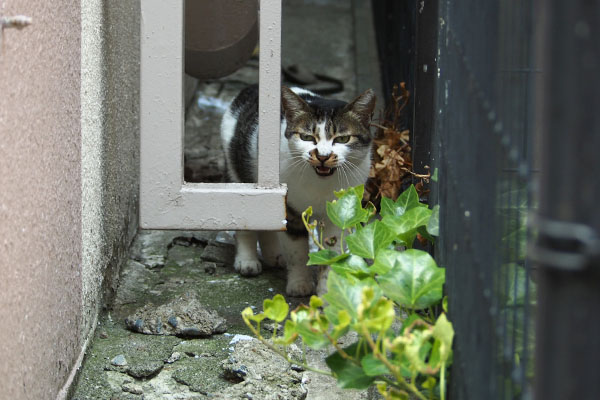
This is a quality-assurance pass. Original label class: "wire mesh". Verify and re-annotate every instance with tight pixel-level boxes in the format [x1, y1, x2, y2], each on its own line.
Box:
[430, 1, 538, 399]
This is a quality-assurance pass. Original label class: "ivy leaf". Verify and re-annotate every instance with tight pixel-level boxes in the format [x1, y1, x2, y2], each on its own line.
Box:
[326, 343, 375, 389]
[364, 201, 377, 222]
[432, 313, 454, 364]
[346, 220, 396, 259]
[309, 295, 323, 309]
[400, 312, 425, 334]
[395, 229, 418, 248]
[397, 339, 432, 378]
[374, 221, 398, 250]
[361, 297, 396, 333]
[403, 329, 433, 374]
[382, 207, 432, 236]
[417, 226, 435, 243]
[307, 249, 349, 265]
[361, 353, 390, 376]
[377, 249, 445, 309]
[292, 306, 330, 349]
[274, 320, 298, 345]
[346, 223, 376, 258]
[371, 249, 401, 275]
[331, 309, 352, 340]
[422, 377, 437, 390]
[380, 185, 421, 217]
[380, 197, 397, 218]
[263, 294, 289, 322]
[323, 272, 379, 324]
[241, 307, 266, 323]
[331, 255, 371, 279]
[334, 184, 364, 200]
[427, 205, 440, 236]
[326, 190, 368, 229]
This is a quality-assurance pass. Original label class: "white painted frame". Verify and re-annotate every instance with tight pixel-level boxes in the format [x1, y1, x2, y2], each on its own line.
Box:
[140, 0, 286, 230]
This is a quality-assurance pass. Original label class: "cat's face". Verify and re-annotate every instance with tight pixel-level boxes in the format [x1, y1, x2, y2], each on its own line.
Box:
[282, 87, 376, 179]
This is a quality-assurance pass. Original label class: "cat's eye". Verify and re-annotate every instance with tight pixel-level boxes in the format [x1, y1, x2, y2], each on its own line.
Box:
[299, 133, 315, 142]
[333, 136, 352, 144]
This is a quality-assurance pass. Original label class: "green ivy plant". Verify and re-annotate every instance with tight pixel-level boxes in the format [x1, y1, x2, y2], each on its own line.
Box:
[242, 185, 453, 400]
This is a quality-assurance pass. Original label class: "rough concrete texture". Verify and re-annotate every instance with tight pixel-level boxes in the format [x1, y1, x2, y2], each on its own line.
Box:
[0, 0, 82, 398]
[125, 292, 227, 337]
[72, 230, 372, 399]
[81, 0, 141, 347]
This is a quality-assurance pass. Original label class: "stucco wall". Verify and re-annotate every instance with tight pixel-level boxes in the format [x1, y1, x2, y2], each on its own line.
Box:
[81, 0, 140, 348]
[0, 0, 140, 398]
[0, 0, 82, 398]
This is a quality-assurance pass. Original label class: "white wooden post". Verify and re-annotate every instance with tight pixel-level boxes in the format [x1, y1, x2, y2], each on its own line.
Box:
[140, 0, 286, 230]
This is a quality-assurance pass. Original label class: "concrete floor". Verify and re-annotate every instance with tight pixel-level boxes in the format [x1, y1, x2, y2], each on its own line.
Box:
[71, 1, 383, 398]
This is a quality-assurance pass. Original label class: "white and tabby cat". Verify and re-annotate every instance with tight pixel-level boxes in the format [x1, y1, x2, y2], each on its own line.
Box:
[221, 85, 376, 296]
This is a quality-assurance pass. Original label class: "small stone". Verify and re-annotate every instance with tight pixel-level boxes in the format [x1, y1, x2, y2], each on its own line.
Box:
[99, 331, 108, 339]
[143, 254, 165, 269]
[203, 262, 217, 275]
[228, 334, 254, 346]
[263, 322, 282, 333]
[124, 293, 227, 337]
[200, 242, 235, 265]
[290, 364, 304, 372]
[127, 360, 164, 378]
[122, 382, 143, 395]
[110, 354, 127, 367]
[166, 352, 182, 363]
[232, 364, 248, 378]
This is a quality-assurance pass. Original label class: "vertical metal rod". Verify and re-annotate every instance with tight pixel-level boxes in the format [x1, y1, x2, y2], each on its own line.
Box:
[258, 0, 282, 187]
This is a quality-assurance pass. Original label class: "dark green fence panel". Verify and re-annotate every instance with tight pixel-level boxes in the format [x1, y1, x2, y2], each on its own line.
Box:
[430, 1, 537, 399]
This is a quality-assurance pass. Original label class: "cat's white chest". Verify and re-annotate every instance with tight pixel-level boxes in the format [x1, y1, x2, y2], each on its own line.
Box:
[280, 153, 370, 219]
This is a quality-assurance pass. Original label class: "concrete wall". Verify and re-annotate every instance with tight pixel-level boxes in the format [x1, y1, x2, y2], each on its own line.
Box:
[81, 0, 140, 347]
[0, 0, 140, 398]
[0, 0, 82, 398]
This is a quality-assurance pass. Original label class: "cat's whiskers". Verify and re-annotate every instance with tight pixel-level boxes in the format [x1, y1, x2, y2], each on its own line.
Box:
[338, 162, 353, 186]
[298, 160, 311, 181]
[282, 155, 309, 172]
[343, 158, 365, 183]
[339, 163, 351, 187]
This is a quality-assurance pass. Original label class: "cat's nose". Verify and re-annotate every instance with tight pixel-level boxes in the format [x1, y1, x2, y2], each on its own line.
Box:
[316, 154, 330, 163]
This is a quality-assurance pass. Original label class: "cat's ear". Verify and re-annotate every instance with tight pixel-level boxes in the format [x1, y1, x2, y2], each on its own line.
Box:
[281, 86, 311, 120]
[344, 89, 376, 129]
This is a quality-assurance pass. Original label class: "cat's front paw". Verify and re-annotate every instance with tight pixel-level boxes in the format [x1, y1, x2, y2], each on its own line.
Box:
[234, 257, 262, 277]
[286, 279, 314, 297]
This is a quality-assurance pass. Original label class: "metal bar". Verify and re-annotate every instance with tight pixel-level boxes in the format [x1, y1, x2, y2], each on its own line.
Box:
[412, 0, 438, 184]
[140, 0, 287, 230]
[141, 183, 287, 231]
[258, 0, 282, 187]
[140, 0, 185, 225]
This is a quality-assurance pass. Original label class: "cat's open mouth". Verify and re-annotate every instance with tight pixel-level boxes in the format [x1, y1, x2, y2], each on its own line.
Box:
[314, 166, 336, 176]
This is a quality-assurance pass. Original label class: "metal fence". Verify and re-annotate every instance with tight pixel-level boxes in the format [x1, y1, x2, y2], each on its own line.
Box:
[427, 1, 538, 399]
[374, 0, 600, 398]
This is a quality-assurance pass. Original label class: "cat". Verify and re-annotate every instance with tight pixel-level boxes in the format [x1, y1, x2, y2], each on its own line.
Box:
[220, 85, 376, 296]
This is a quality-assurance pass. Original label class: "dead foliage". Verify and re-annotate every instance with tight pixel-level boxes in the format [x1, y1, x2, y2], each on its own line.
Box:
[364, 83, 430, 206]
